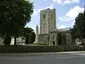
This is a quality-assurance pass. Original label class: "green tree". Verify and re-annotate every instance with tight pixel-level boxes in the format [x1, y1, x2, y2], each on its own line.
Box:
[0, 0, 33, 45]
[21, 27, 34, 44]
[71, 11, 85, 44]
[29, 32, 36, 44]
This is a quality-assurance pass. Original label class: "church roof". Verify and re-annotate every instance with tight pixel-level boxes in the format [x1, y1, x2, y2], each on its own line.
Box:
[57, 28, 69, 31]
[51, 28, 70, 32]
[57, 28, 71, 33]
[50, 28, 71, 32]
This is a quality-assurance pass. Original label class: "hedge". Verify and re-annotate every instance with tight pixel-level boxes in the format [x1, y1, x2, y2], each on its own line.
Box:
[0, 45, 84, 53]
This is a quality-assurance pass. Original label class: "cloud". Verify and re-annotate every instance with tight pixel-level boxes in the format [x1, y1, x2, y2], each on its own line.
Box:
[32, 9, 38, 16]
[32, 3, 55, 16]
[38, 3, 55, 13]
[29, 0, 37, 2]
[45, 3, 55, 9]
[52, 0, 80, 4]
[25, 23, 36, 32]
[59, 6, 84, 22]
[30, 0, 55, 16]
[57, 25, 67, 29]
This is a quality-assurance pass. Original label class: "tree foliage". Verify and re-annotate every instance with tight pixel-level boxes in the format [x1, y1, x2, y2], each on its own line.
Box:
[0, 0, 33, 45]
[71, 11, 85, 42]
[21, 27, 35, 44]
[29, 32, 36, 44]
[3, 34, 11, 45]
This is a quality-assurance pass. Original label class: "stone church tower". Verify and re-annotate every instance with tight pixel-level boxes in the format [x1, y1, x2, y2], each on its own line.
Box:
[38, 8, 57, 45]
[40, 8, 56, 34]
[36, 8, 72, 46]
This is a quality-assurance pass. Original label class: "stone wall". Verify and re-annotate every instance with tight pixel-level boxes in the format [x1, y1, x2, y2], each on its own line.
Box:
[0, 37, 4, 45]
[49, 31, 57, 46]
[38, 34, 49, 45]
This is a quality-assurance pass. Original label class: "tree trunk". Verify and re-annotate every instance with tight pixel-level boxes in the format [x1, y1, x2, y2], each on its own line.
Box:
[3, 34, 11, 45]
[14, 36, 16, 46]
[25, 35, 29, 44]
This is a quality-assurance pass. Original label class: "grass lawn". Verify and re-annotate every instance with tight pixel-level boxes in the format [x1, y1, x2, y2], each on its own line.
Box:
[27, 43, 48, 46]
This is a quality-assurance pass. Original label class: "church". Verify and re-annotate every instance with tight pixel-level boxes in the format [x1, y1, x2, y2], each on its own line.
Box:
[35, 8, 72, 46]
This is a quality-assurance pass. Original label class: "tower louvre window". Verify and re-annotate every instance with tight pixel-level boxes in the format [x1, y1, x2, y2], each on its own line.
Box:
[43, 14, 46, 19]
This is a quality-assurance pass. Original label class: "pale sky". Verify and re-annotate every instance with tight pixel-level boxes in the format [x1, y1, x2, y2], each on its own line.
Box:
[25, 0, 85, 32]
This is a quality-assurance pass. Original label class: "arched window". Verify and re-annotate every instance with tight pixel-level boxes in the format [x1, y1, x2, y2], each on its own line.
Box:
[44, 23, 46, 26]
[43, 14, 46, 19]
